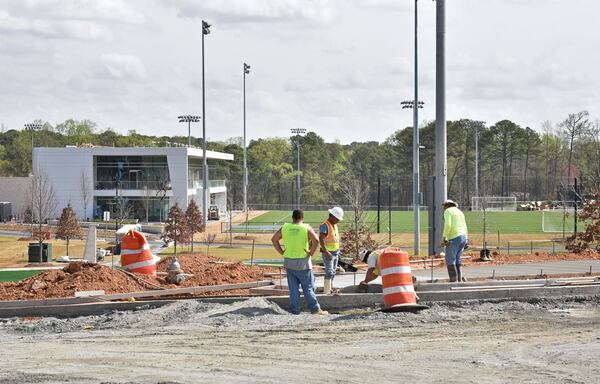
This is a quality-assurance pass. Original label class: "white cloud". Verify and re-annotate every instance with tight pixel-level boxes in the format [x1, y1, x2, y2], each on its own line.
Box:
[97, 53, 147, 81]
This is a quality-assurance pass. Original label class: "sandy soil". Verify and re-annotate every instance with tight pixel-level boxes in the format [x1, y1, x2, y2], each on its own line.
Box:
[0, 297, 598, 383]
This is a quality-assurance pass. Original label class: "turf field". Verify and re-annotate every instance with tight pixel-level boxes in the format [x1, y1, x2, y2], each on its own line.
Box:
[0, 270, 43, 282]
[245, 210, 576, 234]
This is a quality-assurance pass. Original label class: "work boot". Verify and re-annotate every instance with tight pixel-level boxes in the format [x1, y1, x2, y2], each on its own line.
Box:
[312, 309, 329, 315]
[323, 279, 332, 295]
[456, 264, 466, 282]
[447, 264, 458, 282]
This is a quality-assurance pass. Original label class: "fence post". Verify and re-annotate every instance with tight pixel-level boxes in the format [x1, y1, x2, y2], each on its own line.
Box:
[497, 230, 500, 249]
[250, 239, 255, 266]
[530, 240, 533, 254]
[507, 241, 510, 256]
[552, 240, 555, 255]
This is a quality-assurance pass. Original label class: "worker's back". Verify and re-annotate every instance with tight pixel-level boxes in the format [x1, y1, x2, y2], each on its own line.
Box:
[443, 206, 468, 239]
[281, 222, 309, 259]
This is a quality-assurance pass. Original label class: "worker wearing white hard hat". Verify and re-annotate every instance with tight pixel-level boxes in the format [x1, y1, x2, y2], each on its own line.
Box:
[319, 206, 344, 294]
[442, 199, 468, 282]
[358, 248, 383, 286]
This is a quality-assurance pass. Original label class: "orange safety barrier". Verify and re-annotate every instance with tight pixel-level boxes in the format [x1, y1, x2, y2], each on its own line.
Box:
[379, 248, 417, 309]
[120, 230, 160, 275]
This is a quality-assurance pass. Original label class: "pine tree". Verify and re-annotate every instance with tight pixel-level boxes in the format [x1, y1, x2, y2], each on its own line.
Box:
[56, 203, 81, 256]
[185, 199, 203, 253]
[163, 203, 190, 256]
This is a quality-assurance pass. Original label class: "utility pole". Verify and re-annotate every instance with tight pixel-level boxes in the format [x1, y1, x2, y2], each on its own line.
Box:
[243, 63, 251, 213]
[290, 128, 306, 208]
[475, 123, 479, 199]
[377, 176, 381, 234]
[435, 0, 447, 254]
[201, 20, 211, 223]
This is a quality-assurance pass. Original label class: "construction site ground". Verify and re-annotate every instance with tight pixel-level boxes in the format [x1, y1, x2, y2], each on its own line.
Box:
[0, 296, 598, 383]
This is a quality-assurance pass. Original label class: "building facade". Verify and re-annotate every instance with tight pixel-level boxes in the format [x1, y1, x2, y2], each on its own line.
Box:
[33, 146, 233, 222]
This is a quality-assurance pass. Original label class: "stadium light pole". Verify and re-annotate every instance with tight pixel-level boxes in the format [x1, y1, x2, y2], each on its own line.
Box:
[201, 20, 211, 223]
[24, 122, 42, 171]
[290, 128, 306, 208]
[475, 123, 479, 199]
[402, 96, 424, 257]
[178, 115, 201, 147]
[243, 63, 251, 213]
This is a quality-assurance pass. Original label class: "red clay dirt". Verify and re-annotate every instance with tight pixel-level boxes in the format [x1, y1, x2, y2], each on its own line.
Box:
[464, 249, 600, 266]
[0, 253, 272, 301]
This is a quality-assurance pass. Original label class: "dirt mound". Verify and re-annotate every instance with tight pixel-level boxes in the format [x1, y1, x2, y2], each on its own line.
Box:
[0, 263, 149, 301]
[467, 249, 600, 265]
[155, 253, 270, 288]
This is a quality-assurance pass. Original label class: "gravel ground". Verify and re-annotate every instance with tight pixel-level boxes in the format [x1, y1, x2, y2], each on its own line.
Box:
[0, 297, 599, 383]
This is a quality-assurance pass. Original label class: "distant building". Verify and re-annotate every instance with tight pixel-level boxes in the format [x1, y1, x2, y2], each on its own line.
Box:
[33, 146, 233, 222]
[0, 176, 32, 219]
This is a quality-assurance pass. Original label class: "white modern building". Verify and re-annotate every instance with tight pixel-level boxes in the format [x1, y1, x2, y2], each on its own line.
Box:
[33, 146, 233, 222]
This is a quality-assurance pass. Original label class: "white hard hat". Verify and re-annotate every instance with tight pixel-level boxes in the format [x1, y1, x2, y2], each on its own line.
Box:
[328, 206, 344, 221]
[358, 249, 371, 262]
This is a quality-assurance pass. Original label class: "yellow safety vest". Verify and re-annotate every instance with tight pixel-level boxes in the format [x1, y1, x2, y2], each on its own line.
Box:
[281, 223, 310, 259]
[322, 221, 340, 252]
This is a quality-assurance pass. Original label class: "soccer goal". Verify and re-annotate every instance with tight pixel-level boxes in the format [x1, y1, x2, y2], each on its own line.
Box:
[542, 208, 576, 233]
[471, 196, 517, 211]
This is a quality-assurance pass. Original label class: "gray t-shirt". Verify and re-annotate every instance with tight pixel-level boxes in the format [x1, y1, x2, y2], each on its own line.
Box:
[284, 256, 312, 271]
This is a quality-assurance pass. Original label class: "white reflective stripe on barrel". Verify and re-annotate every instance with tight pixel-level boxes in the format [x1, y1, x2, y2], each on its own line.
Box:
[121, 255, 160, 271]
[382, 285, 415, 295]
[120, 243, 151, 255]
[380, 266, 412, 276]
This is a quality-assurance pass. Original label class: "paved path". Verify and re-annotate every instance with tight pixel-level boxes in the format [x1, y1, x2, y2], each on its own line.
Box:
[315, 259, 600, 288]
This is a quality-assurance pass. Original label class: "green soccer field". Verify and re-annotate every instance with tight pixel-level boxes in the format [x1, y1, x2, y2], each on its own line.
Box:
[246, 210, 577, 234]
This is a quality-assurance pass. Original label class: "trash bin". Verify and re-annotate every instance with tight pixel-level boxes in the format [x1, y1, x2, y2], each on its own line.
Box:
[28, 243, 53, 263]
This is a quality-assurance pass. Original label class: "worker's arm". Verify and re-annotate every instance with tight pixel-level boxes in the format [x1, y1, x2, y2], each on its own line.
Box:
[360, 268, 377, 285]
[319, 230, 332, 259]
[442, 210, 452, 243]
[271, 229, 284, 256]
[307, 227, 319, 256]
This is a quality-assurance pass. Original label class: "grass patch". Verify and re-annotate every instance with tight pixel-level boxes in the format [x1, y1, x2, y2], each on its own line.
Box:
[246, 210, 576, 235]
[0, 270, 43, 282]
[159, 244, 282, 262]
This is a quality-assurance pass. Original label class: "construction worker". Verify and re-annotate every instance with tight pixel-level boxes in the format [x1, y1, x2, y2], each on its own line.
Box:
[441, 199, 468, 282]
[358, 248, 383, 286]
[271, 209, 328, 315]
[319, 206, 344, 294]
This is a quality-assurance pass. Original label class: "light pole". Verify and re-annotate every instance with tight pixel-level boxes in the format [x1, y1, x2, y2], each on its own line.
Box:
[435, 0, 447, 254]
[402, 99, 424, 256]
[475, 123, 479, 199]
[290, 128, 306, 208]
[178, 115, 201, 147]
[243, 63, 251, 213]
[24, 122, 42, 171]
[201, 20, 211, 223]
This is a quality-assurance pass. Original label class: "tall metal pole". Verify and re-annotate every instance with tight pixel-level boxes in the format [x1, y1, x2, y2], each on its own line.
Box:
[243, 63, 250, 213]
[201, 20, 210, 223]
[412, 0, 420, 256]
[297, 138, 301, 208]
[435, 0, 447, 254]
[475, 123, 479, 198]
[188, 121, 191, 146]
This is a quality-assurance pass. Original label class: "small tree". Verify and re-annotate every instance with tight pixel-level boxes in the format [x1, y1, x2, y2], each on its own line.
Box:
[56, 203, 82, 256]
[29, 167, 58, 263]
[185, 199, 203, 253]
[80, 170, 91, 221]
[163, 203, 190, 256]
[566, 190, 600, 252]
[339, 174, 375, 258]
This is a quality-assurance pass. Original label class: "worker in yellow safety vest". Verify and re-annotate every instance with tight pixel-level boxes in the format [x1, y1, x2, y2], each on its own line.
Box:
[358, 248, 383, 286]
[272, 209, 328, 315]
[441, 199, 468, 282]
[319, 206, 344, 294]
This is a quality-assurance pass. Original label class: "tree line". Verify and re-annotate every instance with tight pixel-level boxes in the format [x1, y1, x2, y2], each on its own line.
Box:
[1, 111, 599, 209]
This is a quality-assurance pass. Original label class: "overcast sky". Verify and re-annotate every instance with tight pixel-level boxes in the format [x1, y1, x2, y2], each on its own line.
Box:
[0, 0, 598, 143]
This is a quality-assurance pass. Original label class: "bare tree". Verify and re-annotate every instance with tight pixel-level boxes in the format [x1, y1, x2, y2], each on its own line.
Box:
[56, 203, 82, 256]
[30, 167, 58, 263]
[339, 174, 374, 258]
[185, 199, 203, 253]
[80, 170, 91, 221]
[162, 203, 190, 256]
[560, 111, 591, 185]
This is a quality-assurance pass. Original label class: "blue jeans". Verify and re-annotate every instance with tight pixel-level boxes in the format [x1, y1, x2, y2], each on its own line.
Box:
[445, 235, 467, 266]
[322, 250, 339, 280]
[286, 268, 321, 314]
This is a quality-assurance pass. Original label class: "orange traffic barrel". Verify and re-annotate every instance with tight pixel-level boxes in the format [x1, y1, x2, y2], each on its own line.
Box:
[379, 248, 427, 312]
[120, 230, 160, 275]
